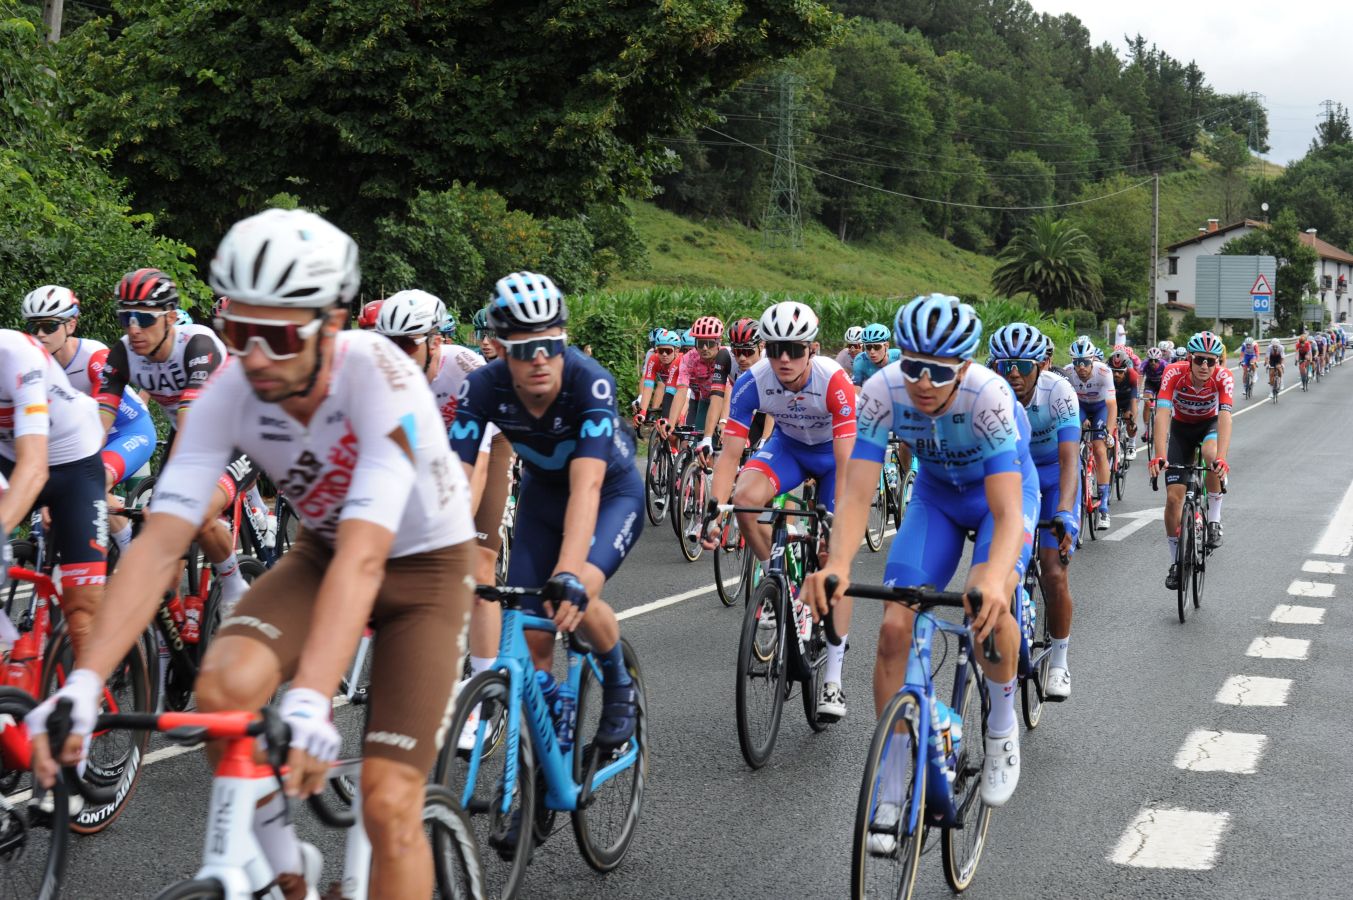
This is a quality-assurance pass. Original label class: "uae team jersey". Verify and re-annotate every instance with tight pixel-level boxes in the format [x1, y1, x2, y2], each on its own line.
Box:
[150, 331, 474, 557]
[97, 324, 226, 427]
[1156, 360, 1234, 423]
[1062, 359, 1115, 404]
[0, 330, 103, 464]
[724, 356, 856, 446]
[854, 362, 1031, 490]
[1022, 371, 1081, 467]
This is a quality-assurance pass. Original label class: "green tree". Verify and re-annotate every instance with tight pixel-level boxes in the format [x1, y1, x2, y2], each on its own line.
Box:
[1263, 142, 1353, 249]
[1207, 127, 1251, 222]
[991, 215, 1103, 313]
[1067, 174, 1151, 313]
[1221, 210, 1317, 334]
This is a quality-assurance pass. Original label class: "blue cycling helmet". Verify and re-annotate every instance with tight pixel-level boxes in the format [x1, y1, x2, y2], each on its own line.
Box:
[1093, 347, 1104, 361]
[647, 327, 662, 347]
[175, 308, 193, 327]
[1069, 336, 1096, 359]
[654, 328, 681, 349]
[1186, 331, 1224, 356]
[679, 329, 695, 349]
[438, 308, 458, 337]
[893, 294, 982, 360]
[988, 323, 1045, 361]
[861, 322, 890, 344]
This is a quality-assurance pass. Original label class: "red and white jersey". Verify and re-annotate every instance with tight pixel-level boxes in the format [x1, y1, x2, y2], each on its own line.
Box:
[61, 338, 111, 396]
[1062, 359, 1115, 404]
[429, 344, 499, 451]
[725, 356, 856, 446]
[1157, 360, 1234, 423]
[641, 350, 680, 386]
[150, 331, 474, 557]
[0, 330, 103, 465]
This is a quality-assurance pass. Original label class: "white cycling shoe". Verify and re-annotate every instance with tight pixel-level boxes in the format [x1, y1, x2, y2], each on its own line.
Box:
[866, 801, 902, 857]
[1045, 666, 1071, 700]
[980, 731, 1021, 808]
[817, 681, 846, 721]
[457, 701, 483, 751]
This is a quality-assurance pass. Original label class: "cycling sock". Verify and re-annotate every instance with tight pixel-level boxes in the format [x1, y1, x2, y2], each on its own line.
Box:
[253, 792, 303, 877]
[1167, 535, 1178, 562]
[597, 641, 632, 688]
[880, 738, 911, 805]
[214, 552, 241, 580]
[110, 521, 133, 553]
[984, 677, 1018, 738]
[468, 656, 495, 678]
[1207, 493, 1223, 524]
[1050, 637, 1069, 671]
[825, 635, 847, 684]
[1097, 483, 1110, 512]
[246, 483, 267, 513]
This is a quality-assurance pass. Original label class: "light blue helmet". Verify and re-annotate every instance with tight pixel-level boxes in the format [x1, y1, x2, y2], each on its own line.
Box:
[861, 322, 890, 344]
[1093, 346, 1104, 361]
[654, 328, 681, 349]
[893, 294, 982, 361]
[175, 309, 193, 327]
[679, 328, 695, 349]
[1186, 331, 1224, 356]
[1069, 336, 1097, 359]
[438, 308, 458, 337]
[647, 327, 663, 347]
[988, 323, 1045, 361]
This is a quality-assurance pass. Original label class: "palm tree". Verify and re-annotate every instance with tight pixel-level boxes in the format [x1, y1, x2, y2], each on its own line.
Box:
[991, 215, 1104, 313]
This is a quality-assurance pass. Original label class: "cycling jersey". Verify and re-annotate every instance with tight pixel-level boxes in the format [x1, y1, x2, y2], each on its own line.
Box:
[1139, 358, 1167, 390]
[1023, 372, 1081, 468]
[0, 330, 103, 465]
[1296, 339, 1313, 360]
[59, 337, 155, 484]
[1112, 367, 1139, 406]
[1267, 348, 1284, 367]
[852, 348, 901, 385]
[674, 347, 734, 402]
[641, 351, 680, 391]
[430, 343, 487, 428]
[834, 348, 857, 371]
[1240, 347, 1258, 367]
[150, 331, 474, 558]
[724, 356, 856, 446]
[96, 324, 225, 427]
[1156, 360, 1234, 423]
[1063, 360, 1114, 404]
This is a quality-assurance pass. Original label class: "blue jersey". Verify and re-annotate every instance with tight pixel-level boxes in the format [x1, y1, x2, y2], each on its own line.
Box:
[852, 348, 901, 385]
[450, 348, 632, 477]
[110, 388, 151, 434]
[1022, 372, 1080, 468]
[1240, 347, 1257, 366]
[854, 362, 1032, 490]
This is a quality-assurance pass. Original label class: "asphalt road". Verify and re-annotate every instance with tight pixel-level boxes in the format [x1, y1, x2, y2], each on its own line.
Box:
[29, 359, 1353, 899]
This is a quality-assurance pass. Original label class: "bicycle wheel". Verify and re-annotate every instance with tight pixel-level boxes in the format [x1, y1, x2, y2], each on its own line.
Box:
[668, 453, 688, 544]
[713, 519, 747, 608]
[851, 690, 926, 900]
[40, 624, 152, 835]
[865, 480, 886, 552]
[942, 661, 993, 892]
[1020, 572, 1050, 729]
[736, 579, 788, 769]
[896, 467, 916, 530]
[571, 638, 647, 872]
[153, 880, 224, 899]
[674, 457, 705, 562]
[425, 784, 487, 899]
[643, 449, 668, 526]
[274, 495, 299, 557]
[1175, 501, 1194, 624]
[199, 556, 268, 661]
[1191, 508, 1207, 610]
[0, 687, 69, 900]
[1113, 455, 1126, 502]
[1084, 470, 1098, 543]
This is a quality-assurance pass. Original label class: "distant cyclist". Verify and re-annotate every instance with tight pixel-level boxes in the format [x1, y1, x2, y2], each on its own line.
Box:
[1063, 336, 1117, 530]
[1109, 346, 1139, 456]
[851, 322, 900, 388]
[1266, 338, 1284, 390]
[836, 325, 864, 372]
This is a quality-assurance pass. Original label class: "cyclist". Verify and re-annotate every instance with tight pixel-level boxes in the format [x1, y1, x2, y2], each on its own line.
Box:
[702, 300, 856, 720]
[472, 307, 499, 360]
[664, 316, 733, 459]
[634, 328, 683, 426]
[1109, 346, 1139, 458]
[30, 209, 478, 899]
[990, 323, 1080, 698]
[356, 299, 384, 330]
[450, 271, 641, 763]
[836, 325, 865, 371]
[1239, 337, 1259, 390]
[851, 322, 900, 389]
[805, 294, 1035, 809]
[1266, 338, 1285, 390]
[95, 268, 256, 612]
[1172, 345, 1189, 363]
[1295, 330, 1314, 381]
[0, 328, 107, 657]
[1149, 331, 1233, 586]
[726, 317, 772, 447]
[1064, 336, 1117, 530]
[1139, 346, 1168, 428]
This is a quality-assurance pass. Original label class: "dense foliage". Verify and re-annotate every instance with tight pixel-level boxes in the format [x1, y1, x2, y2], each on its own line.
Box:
[990, 215, 1103, 313]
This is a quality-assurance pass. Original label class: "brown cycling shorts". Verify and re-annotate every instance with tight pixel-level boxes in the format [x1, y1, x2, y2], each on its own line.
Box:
[216, 529, 474, 773]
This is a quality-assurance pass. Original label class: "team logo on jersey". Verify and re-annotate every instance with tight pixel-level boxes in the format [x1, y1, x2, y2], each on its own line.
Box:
[16, 369, 41, 389]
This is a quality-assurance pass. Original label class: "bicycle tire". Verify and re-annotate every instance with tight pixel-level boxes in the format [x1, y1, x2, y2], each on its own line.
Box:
[673, 456, 706, 562]
[0, 686, 69, 900]
[735, 579, 788, 769]
[896, 467, 916, 531]
[434, 669, 535, 900]
[667, 451, 688, 544]
[942, 659, 993, 892]
[571, 638, 647, 872]
[1192, 509, 1207, 611]
[1020, 572, 1050, 729]
[151, 879, 224, 899]
[39, 624, 152, 835]
[1176, 499, 1194, 624]
[713, 520, 747, 608]
[1085, 472, 1098, 543]
[198, 556, 268, 662]
[850, 690, 926, 900]
[864, 481, 886, 552]
[424, 784, 488, 900]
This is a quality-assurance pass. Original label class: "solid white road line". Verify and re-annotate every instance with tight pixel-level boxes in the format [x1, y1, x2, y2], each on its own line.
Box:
[1173, 730, 1267, 774]
[1244, 636, 1311, 660]
[1269, 604, 1326, 625]
[1214, 675, 1292, 707]
[1302, 560, 1346, 575]
[1101, 506, 1163, 542]
[1286, 579, 1334, 598]
[1109, 807, 1230, 869]
[1313, 473, 1353, 556]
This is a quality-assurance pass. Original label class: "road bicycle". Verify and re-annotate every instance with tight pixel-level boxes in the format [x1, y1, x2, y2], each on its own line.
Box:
[824, 577, 1000, 900]
[670, 427, 711, 562]
[1, 685, 73, 899]
[643, 422, 699, 530]
[1140, 394, 1156, 455]
[1109, 420, 1129, 504]
[1266, 365, 1282, 404]
[1078, 425, 1105, 542]
[438, 584, 647, 900]
[44, 702, 484, 899]
[724, 485, 836, 769]
[712, 502, 757, 608]
[1152, 450, 1219, 624]
[1241, 361, 1256, 399]
[1300, 357, 1312, 391]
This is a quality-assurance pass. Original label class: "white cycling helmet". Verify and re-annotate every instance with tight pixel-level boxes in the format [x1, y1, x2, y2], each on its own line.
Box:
[21, 285, 80, 320]
[844, 325, 864, 344]
[209, 208, 360, 309]
[487, 271, 566, 335]
[1158, 340, 1174, 353]
[759, 301, 819, 342]
[376, 289, 446, 336]
[1269, 338, 1282, 348]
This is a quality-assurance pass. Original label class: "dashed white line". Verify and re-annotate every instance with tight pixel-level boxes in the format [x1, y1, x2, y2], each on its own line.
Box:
[1270, 604, 1326, 625]
[1302, 560, 1346, 575]
[1109, 807, 1231, 869]
[1245, 636, 1311, 660]
[1286, 580, 1334, 598]
[1173, 730, 1267, 774]
[1215, 675, 1292, 707]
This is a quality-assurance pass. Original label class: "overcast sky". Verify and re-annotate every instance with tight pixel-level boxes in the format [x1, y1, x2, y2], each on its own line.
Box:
[1026, 0, 1343, 165]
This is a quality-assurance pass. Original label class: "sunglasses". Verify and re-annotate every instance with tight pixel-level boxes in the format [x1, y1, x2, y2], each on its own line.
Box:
[696, 339, 721, 350]
[499, 334, 568, 361]
[216, 314, 324, 360]
[655, 347, 675, 356]
[766, 341, 810, 359]
[1190, 355, 1219, 368]
[900, 357, 963, 386]
[117, 309, 172, 329]
[391, 334, 431, 354]
[865, 343, 887, 352]
[732, 345, 759, 357]
[1071, 357, 1094, 367]
[25, 319, 67, 336]
[992, 359, 1038, 376]
[847, 343, 862, 351]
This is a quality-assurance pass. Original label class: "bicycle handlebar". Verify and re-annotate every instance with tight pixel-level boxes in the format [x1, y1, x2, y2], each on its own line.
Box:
[821, 576, 1000, 665]
[474, 584, 598, 655]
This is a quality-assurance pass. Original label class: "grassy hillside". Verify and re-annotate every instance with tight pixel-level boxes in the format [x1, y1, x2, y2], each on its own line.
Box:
[1158, 154, 1283, 245]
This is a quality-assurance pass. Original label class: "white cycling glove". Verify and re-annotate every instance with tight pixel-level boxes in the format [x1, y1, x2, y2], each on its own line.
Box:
[696, 436, 713, 455]
[279, 687, 340, 763]
[26, 668, 102, 742]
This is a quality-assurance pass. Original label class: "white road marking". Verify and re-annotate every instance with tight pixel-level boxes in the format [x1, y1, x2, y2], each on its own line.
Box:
[1229, 381, 1300, 417]
[1109, 807, 1230, 869]
[1101, 506, 1163, 542]
[1313, 473, 1353, 556]
[1215, 675, 1292, 707]
[1270, 604, 1326, 625]
[1173, 730, 1267, 774]
[1286, 580, 1334, 598]
[1303, 560, 1346, 575]
[1245, 636, 1311, 660]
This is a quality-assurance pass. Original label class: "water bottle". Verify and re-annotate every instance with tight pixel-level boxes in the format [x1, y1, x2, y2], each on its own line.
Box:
[884, 460, 899, 491]
[556, 679, 577, 753]
[934, 700, 959, 785]
[1020, 586, 1035, 645]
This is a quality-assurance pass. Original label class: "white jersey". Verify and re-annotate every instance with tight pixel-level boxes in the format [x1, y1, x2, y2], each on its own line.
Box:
[1062, 360, 1114, 404]
[62, 338, 110, 396]
[725, 355, 857, 446]
[0, 330, 103, 465]
[430, 344, 498, 451]
[151, 331, 474, 557]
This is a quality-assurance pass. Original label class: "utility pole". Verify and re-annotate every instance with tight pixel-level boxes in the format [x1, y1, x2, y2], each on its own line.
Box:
[762, 72, 803, 250]
[1148, 173, 1160, 347]
[42, 0, 64, 42]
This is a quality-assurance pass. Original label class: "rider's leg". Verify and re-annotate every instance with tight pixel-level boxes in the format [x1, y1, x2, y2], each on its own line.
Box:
[199, 481, 250, 610]
[1201, 433, 1223, 524]
[362, 758, 434, 900]
[734, 464, 786, 563]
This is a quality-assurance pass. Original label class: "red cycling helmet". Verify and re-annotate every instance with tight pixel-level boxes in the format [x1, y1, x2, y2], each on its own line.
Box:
[357, 299, 384, 330]
[690, 316, 724, 340]
[728, 317, 760, 345]
[116, 268, 178, 308]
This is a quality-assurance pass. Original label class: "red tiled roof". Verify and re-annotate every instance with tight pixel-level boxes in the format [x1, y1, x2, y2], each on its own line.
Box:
[1164, 220, 1265, 252]
[1299, 232, 1353, 266]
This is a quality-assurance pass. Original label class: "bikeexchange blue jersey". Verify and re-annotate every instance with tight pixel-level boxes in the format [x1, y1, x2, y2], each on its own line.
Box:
[852, 348, 901, 385]
[1023, 371, 1081, 468]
